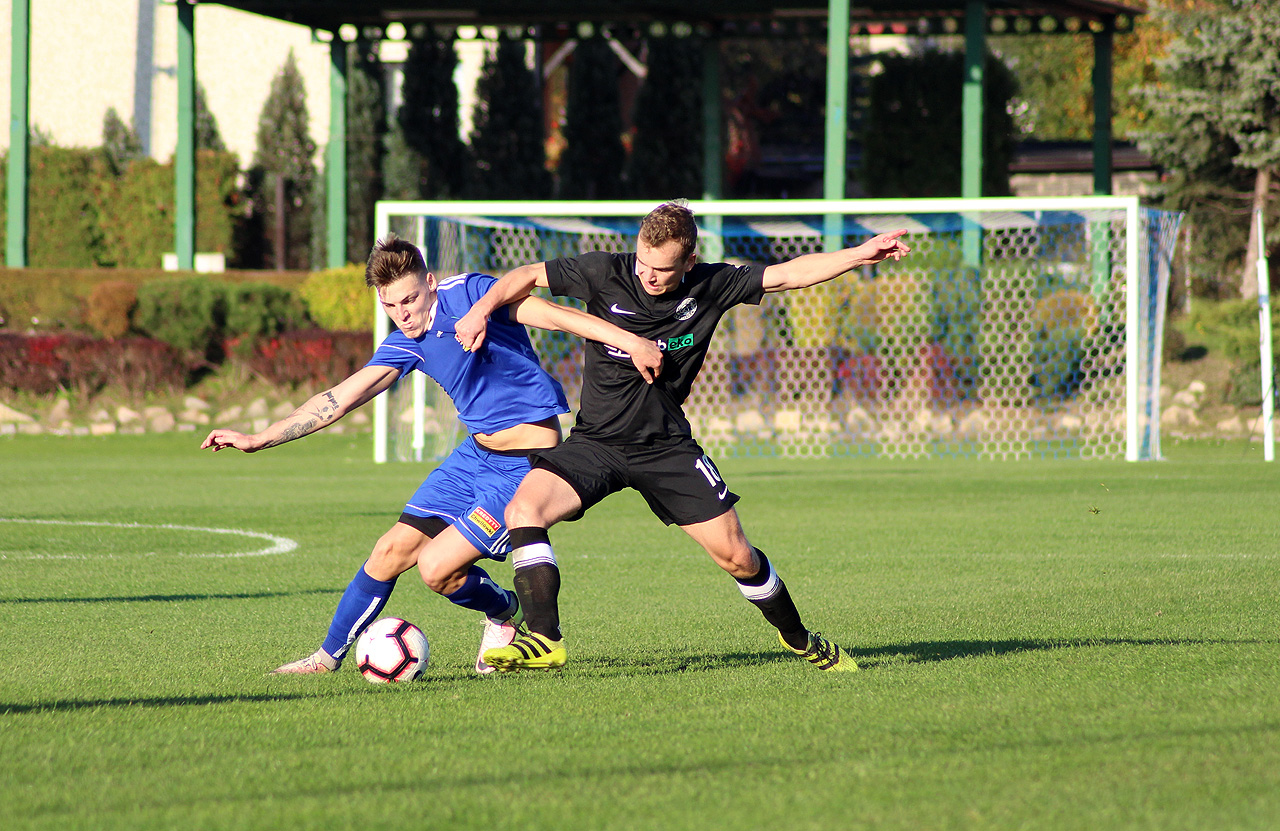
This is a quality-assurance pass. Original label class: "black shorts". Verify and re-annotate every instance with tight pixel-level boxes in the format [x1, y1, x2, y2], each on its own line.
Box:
[528, 435, 739, 527]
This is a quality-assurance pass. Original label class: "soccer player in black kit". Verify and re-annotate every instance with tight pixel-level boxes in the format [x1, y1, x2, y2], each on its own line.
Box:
[455, 201, 910, 672]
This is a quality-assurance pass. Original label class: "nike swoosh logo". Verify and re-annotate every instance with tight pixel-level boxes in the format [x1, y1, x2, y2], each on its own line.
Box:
[717, 486, 729, 499]
[610, 304, 637, 315]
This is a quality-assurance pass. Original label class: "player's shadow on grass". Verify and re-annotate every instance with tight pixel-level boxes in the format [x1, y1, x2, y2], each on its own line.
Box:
[0, 691, 342, 716]
[0, 588, 342, 605]
[850, 637, 1269, 668]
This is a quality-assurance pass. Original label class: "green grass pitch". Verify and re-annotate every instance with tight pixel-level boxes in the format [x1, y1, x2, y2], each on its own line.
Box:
[2, 432, 1278, 830]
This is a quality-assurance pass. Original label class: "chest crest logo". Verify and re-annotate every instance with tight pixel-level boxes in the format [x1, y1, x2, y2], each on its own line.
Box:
[674, 297, 698, 321]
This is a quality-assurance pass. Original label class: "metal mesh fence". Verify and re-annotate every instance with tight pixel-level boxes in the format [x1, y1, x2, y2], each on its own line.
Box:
[376, 200, 1178, 462]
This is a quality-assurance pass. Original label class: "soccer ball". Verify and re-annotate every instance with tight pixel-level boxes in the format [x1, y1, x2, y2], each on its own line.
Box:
[355, 617, 430, 684]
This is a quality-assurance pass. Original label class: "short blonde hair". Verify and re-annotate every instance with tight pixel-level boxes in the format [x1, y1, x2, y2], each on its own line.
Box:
[365, 236, 427, 288]
[638, 201, 697, 260]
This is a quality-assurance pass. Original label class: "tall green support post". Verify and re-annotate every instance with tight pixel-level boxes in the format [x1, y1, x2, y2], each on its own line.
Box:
[701, 38, 723, 262]
[823, 0, 849, 253]
[175, 0, 195, 271]
[327, 38, 348, 269]
[6, 0, 30, 267]
[962, 0, 985, 267]
[1091, 23, 1115, 312]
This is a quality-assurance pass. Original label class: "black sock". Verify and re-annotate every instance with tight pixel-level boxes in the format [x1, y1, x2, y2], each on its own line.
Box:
[735, 549, 808, 650]
[509, 526, 562, 641]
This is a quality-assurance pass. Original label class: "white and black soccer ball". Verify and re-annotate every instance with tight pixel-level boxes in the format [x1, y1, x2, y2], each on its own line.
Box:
[355, 617, 429, 684]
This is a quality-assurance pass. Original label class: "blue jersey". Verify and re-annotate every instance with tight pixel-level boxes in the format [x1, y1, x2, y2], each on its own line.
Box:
[367, 272, 569, 434]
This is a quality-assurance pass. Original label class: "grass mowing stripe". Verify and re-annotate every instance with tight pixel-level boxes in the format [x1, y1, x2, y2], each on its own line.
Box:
[1, 432, 1277, 830]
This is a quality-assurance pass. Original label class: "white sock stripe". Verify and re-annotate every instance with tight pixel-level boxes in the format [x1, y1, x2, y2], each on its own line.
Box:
[737, 560, 781, 601]
[340, 597, 385, 654]
[511, 542, 556, 569]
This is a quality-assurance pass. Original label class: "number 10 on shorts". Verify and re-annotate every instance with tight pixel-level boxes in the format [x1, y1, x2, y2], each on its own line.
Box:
[695, 454, 729, 499]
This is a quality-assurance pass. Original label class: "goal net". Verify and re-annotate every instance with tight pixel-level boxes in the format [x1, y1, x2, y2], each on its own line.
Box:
[372, 197, 1181, 463]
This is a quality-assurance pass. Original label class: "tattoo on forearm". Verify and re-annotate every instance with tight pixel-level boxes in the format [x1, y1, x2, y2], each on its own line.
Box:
[258, 391, 339, 449]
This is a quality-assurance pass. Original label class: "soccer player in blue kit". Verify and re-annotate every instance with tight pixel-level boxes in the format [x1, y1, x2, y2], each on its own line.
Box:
[201, 237, 662, 675]
[455, 202, 910, 673]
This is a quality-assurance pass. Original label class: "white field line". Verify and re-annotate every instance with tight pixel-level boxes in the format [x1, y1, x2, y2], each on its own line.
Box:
[0, 518, 299, 559]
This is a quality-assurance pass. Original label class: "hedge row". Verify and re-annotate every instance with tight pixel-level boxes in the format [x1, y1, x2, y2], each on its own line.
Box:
[0, 330, 371, 396]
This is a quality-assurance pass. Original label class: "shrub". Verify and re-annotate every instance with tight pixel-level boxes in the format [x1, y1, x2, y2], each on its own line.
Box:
[1028, 291, 1100, 400]
[223, 282, 310, 344]
[297, 264, 371, 332]
[85, 280, 138, 338]
[0, 333, 184, 396]
[132, 277, 227, 357]
[248, 330, 371, 387]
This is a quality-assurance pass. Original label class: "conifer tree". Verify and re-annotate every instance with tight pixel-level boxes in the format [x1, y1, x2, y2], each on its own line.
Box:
[559, 36, 626, 199]
[250, 49, 317, 269]
[1139, 0, 1280, 297]
[468, 36, 551, 200]
[102, 107, 144, 176]
[194, 82, 227, 153]
[347, 40, 385, 262]
[397, 32, 468, 199]
[626, 37, 702, 200]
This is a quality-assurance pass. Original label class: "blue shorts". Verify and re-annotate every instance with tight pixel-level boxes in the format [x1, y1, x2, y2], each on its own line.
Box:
[402, 437, 533, 560]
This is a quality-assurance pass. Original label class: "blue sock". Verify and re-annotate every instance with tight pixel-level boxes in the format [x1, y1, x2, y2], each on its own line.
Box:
[321, 563, 397, 661]
[443, 565, 516, 621]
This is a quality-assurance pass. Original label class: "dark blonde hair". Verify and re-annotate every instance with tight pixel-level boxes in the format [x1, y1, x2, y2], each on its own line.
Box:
[638, 201, 697, 260]
[365, 236, 427, 288]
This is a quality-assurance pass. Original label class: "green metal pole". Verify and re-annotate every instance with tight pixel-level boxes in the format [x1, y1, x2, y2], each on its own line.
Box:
[6, 0, 30, 267]
[327, 38, 348, 269]
[1091, 25, 1114, 195]
[175, 0, 195, 271]
[700, 39, 724, 262]
[962, 0, 985, 267]
[823, 0, 850, 252]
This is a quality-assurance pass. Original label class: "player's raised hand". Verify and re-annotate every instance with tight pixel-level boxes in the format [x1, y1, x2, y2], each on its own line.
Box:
[200, 428, 262, 453]
[454, 306, 489, 352]
[856, 229, 911, 264]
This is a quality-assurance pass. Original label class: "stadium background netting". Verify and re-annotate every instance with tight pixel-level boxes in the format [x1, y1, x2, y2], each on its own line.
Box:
[372, 198, 1181, 463]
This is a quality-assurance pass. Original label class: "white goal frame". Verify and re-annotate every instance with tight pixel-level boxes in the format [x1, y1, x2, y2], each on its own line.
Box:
[372, 196, 1160, 463]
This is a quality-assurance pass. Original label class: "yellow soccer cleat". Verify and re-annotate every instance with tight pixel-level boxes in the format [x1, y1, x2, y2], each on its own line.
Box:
[780, 631, 857, 672]
[482, 632, 567, 671]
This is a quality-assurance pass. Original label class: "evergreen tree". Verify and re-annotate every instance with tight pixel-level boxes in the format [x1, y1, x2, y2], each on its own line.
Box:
[382, 123, 425, 201]
[1139, 0, 1280, 297]
[347, 40, 386, 262]
[102, 107, 143, 176]
[468, 36, 551, 200]
[250, 49, 317, 270]
[195, 81, 227, 153]
[625, 37, 702, 200]
[860, 50, 1017, 199]
[397, 32, 468, 199]
[559, 36, 626, 199]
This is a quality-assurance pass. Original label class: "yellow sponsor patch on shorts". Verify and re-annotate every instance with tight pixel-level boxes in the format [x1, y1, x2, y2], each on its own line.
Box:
[467, 507, 501, 537]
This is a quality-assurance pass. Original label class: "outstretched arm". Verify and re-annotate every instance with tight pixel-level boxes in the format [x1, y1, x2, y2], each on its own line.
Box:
[200, 364, 399, 453]
[761, 230, 911, 293]
[508, 296, 664, 384]
[454, 263, 549, 352]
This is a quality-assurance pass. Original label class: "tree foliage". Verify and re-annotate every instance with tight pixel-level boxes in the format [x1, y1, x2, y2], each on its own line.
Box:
[195, 81, 227, 153]
[1139, 0, 1280, 297]
[861, 50, 1017, 198]
[559, 37, 626, 199]
[397, 33, 468, 199]
[347, 40, 385, 263]
[467, 37, 551, 200]
[249, 49, 317, 270]
[101, 107, 144, 177]
[626, 37, 703, 200]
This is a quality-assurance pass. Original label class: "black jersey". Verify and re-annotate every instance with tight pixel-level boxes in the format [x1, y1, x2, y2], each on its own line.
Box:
[546, 251, 766, 444]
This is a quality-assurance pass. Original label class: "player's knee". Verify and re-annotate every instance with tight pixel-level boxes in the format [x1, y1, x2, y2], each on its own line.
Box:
[418, 560, 465, 595]
[504, 494, 541, 529]
[713, 544, 758, 579]
[368, 531, 420, 577]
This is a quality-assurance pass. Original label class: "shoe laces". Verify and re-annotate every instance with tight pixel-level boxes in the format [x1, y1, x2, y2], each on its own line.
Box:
[806, 631, 838, 661]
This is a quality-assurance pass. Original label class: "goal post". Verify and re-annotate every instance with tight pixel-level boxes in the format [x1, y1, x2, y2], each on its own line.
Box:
[372, 197, 1180, 463]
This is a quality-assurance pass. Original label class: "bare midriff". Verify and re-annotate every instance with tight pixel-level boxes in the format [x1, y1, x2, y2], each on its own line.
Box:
[473, 415, 562, 453]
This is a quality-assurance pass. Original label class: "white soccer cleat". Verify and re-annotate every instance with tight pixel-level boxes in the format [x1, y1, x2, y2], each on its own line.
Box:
[476, 616, 522, 675]
[270, 649, 338, 675]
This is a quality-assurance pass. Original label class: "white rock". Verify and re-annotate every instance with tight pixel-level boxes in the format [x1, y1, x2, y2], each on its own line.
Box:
[1187, 380, 1207, 395]
[89, 408, 112, 423]
[215, 405, 243, 422]
[183, 395, 211, 411]
[17, 422, 44, 435]
[735, 411, 767, 432]
[271, 401, 296, 419]
[348, 411, 370, 425]
[1160, 405, 1200, 427]
[246, 398, 269, 418]
[1172, 390, 1198, 408]
[143, 405, 170, 420]
[773, 410, 802, 432]
[72, 426, 90, 437]
[1216, 416, 1244, 434]
[1060, 414, 1084, 430]
[0, 402, 35, 424]
[252, 418, 270, 434]
[931, 414, 955, 435]
[708, 417, 733, 434]
[149, 411, 176, 433]
[179, 409, 210, 425]
[48, 399, 71, 423]
[116, 406, 141, 424]
[958, 410, 989, 436]
[90, 422, 117, 436]
[0, 422, 15, 436]
[177, 423, 197, 432]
